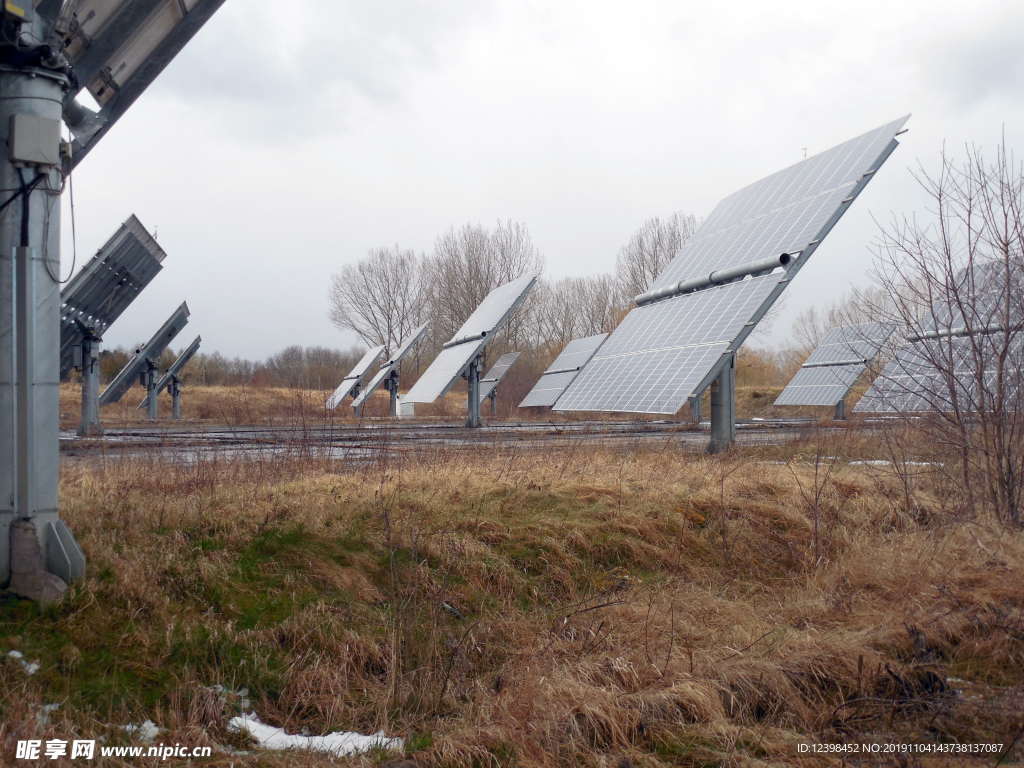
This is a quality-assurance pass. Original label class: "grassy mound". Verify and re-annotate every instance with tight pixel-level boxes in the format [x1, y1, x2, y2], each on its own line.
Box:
[2, 442, 1022, 766]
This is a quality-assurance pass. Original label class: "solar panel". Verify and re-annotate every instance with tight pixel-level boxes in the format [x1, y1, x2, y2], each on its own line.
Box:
[404, 275, 537, 403]
[556, 115, 909, 414]
[326, 345, 386, 410]
[60, 215, 166, 377]
[775, 322, 895, 407]
[138, 335, 201, 409]
[478, 352, 520, 403]
[520, 333, 608, 407]
[855, 260, 1024, 414]
[351, 324, 428, 410]
[99, 301, 190, 405]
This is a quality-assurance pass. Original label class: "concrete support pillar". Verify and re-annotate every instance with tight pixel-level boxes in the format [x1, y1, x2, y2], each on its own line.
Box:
[708, 354, 736, 454]
[689, 394, 702, 424]
[834, 399, 847, 421]
[465, 355, 482, 428]
[170, 377, 182, 420]
[78, 335, 102, 436]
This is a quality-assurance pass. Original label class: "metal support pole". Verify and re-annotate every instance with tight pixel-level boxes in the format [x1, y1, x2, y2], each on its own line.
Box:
[708, 354, 736, 453]
[78, 334, 102, 436]
[488, 389, 497, 418]
[386, 370, 399, 418]
[144, 362, 159, 421]
[834, 399, 846, 421]
[0, 50, 85, 597]
[170, 377, 182, 420]
[689, 394, 702, 424]
[465, 355, 482, 428]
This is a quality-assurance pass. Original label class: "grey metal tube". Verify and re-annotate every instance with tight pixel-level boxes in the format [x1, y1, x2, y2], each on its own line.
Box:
[465, 356, 482, 427]
[444, 331, 487, 350]
[171, 378, 182, 420]
[635, 252, 794, 307]
[145, 364, 159, 421]
[802, 358, 866, 369]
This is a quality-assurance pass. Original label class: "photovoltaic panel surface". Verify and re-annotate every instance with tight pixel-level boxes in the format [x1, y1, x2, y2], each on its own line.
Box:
[855, 260, 1024, 414]
[556, 116, 909, 414]
[478, 352, 520, 403]
[405, 275, 537, 403]
[520, 333, 608, 407]
[60, 215, 165, 377]
[351, 324, 429, 410]
[775, 322, 895, 406]
[327, 345, 385, 410]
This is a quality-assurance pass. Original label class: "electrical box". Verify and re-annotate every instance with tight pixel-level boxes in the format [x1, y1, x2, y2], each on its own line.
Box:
[9, 114, 61, 166]
[397, 396, 416, 419]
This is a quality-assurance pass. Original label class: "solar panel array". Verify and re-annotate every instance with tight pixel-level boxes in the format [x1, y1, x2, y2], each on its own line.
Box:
[326, 345, 385, 410]
[520, 333, 608, 407]
[60, 215, 166, 377]
[856, 261, 1024, 413]
[351, 324, 429, 410]
[405, 275, 537, 403]
[555, 115, 909, 415]
[775, 322, 895, 407]
[99, 302, 190, 406]
[139, 335, 202, 409]
[478, 352, 520, 403]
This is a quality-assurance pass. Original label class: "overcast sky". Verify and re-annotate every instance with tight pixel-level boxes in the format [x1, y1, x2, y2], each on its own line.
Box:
[63, 0, 1024, 360]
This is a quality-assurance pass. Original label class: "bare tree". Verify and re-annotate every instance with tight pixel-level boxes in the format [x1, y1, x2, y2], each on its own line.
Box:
[615, 212, 698, 299]
[328, 245, 426, 352]
[865, 141, 1024, 525]
[531, 275, 621, 351]
[423, 220, 544, 348]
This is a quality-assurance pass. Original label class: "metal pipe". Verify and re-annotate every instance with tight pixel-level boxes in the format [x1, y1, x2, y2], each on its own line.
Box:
[444, 331, 487, 349]
[907, 324, 1006, 342]
[802, 358, 866, 369]
[635, 252, 794, 307]
[171, 378, 182, 420]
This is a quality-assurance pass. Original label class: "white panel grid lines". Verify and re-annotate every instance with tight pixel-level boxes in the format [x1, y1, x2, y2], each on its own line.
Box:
[556, 115, 909, 415]
[520, 333, 608, 408]
[775, 322, 896, 407]
[555, 276, 777, 413]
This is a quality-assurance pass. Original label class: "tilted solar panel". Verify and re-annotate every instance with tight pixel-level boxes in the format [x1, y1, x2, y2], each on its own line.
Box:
[60, 215, 166, 377]
[520, 333, 608, 408]
[478, 352, 520, 403]
[350, 324, 429, 410]
[556, 116, 909, 414]
[139, 335, 201, 409]
[99, 301, 190, 406]
[326, 345, 385, 410]
[775, 322, 895, 407]
[404, 275, 537, 403]
[855, 260, 1024, 414]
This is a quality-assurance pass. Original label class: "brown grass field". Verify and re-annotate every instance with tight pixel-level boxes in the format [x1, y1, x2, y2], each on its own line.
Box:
[2, 414, 1023, 766]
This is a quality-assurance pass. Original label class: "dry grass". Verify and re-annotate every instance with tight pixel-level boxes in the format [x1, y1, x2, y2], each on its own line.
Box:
[2, 438, 1022, 766]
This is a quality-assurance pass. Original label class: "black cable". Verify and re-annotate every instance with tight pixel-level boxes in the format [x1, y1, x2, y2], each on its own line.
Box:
[16, 167, 29, 247]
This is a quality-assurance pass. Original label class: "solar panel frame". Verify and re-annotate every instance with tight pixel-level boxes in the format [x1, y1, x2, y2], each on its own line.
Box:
[326, 344, 386, 410]
[774, 322, 896, 407]
[60, 215, 166, 377]
[350, 324, 429, 410]
[138, 335, 201, 408]
[556, 116, 909, 414]
[99, 301, 190, 405]
[478, 352, 520, 403]
[520, 333, 608, 407]
[404, 275, 537, 404]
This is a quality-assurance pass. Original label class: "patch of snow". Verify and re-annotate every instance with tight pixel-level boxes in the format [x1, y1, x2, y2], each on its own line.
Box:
[228, 713, 402, 757]
[123, 720, 160, 742]
[7, 650, 40, 675]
